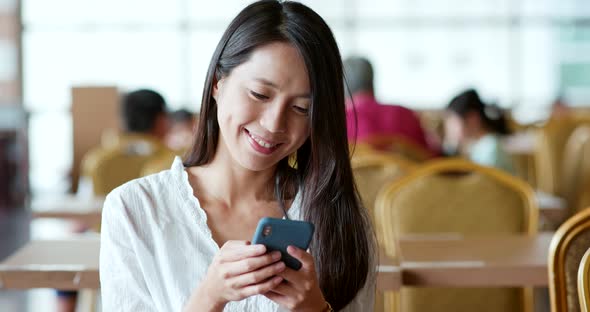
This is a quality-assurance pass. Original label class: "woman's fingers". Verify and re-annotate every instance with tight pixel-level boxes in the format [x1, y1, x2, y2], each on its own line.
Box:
[264, 291, 290, 307]
[274, 267, 300, 284]
[274, 267, 316, 293]
[221, 251, 282, 277]
[286, 246, 315, 272]
[267, 281, 296, 297]
[229, 260, 286, 287]
[219, 241, 266, 263]
[239, 276, 284, 297]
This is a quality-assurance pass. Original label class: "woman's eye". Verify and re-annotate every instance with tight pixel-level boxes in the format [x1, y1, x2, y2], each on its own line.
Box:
[293, 106, 309, 115]
[250, 91, 269, 100]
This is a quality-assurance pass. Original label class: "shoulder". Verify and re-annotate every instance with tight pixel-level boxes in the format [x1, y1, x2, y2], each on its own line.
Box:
[107, 166, 177, 204]
[469, 135, 513, 170]
[381, 103, 418, 118]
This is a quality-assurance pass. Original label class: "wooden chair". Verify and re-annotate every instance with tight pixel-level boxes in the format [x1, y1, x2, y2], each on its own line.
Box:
[562, 126, 590, 215]
[577, 248, 590, 312]
[349, 141, 379, 159]
[352, 151, 415, 241]
[141, 152, 179, 176]
[81, 134, 174, 196]
[376, 158, 538, 312]
[549, 207, 590, 312]
[536, 115, 590, 196]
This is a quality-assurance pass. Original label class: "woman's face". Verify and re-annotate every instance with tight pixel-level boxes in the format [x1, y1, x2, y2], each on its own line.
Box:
[444, 111, 483, 151]
[213, 42, 311, 172]
[443, 112, 466, 151]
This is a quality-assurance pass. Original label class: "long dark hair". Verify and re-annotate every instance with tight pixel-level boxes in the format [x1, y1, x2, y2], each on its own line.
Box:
[184, 1, 373, 310]
[448, 88, 511, 136]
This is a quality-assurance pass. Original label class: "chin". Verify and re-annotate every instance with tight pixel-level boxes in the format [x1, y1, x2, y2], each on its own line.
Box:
[238, 143, 290, 171]
[238, 158, 278, 172]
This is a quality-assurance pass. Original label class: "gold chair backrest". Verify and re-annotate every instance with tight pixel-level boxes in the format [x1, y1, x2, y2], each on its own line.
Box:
[578, 248, 590, 312]
[562, 126, 590, 215]
[349, 142, 379, 159]
[81, 134, 173, 196]
[352, 151, 415, 244]
[549, 208, 590, 312]
[141, 151, 178, 177]
[536, 115, 590, 196]
[580, 182, 590, 217]
[376, 158, 537, 312]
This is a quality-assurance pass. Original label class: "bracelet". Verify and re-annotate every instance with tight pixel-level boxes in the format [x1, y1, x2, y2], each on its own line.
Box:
[324, 301, 334, 312]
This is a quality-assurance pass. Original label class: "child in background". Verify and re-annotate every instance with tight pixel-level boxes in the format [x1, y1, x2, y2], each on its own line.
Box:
[443, 88, 514, 174]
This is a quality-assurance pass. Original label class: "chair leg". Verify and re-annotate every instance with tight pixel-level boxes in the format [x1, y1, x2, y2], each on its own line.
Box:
[74, 289, 98, 312]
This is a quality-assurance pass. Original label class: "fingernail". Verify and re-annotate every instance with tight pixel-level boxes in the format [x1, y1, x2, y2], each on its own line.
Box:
[272, 251, 281, 260]
[276, 261, 285, 270]
[274, 276, 283, 283]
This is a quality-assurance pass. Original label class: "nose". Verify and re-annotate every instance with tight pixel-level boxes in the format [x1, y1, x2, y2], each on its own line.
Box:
[259, 101, 287, 134]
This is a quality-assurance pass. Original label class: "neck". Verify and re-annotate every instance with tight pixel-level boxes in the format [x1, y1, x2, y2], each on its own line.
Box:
[190, 141, 277, 208]
[466, 129, 490, 147]
[471, 128, 490, 141]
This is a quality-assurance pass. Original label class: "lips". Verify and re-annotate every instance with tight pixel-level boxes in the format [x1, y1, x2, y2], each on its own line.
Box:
[244, 129, 283, 155]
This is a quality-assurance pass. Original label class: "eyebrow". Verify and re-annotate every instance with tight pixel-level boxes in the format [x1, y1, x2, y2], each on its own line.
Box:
[254, 78, 311, 99]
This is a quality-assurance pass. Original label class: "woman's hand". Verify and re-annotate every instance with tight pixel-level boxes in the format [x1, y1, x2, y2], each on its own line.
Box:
[184, 240, 286, 312]
[264, 246, 327, 312]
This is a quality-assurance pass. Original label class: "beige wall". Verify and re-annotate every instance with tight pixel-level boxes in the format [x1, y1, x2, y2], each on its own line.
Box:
[70, 86, 120, 193]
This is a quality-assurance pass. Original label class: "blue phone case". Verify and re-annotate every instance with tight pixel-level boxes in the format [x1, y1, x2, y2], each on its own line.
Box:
[251, 217, 315, 270]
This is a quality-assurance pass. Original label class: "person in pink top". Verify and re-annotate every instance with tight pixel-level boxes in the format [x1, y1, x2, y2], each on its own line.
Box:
[344, 56, 438, 157]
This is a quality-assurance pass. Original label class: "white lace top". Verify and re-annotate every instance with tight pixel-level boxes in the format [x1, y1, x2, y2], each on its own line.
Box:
[100, 157, 375, 311]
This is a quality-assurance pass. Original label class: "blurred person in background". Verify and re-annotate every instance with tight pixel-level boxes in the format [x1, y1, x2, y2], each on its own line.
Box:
[343, 56, 439, 157]
[164, 108, 197, 152]
[60, 89, 171, 312]
[77, 88, 171, 196]
[443, 88, 514, 174]
[119, 88, 170, 141]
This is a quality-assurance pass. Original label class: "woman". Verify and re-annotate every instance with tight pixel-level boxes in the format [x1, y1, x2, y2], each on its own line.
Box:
[100, 1, 375, 311]
[443, 88, 514, 173]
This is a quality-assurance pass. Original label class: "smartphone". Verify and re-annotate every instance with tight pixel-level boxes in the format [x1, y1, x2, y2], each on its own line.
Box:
[251, 217, 315, 270]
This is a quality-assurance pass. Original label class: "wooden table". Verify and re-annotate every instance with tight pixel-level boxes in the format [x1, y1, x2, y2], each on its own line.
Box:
[536, 191, 568, 223]
[31, 195, 104, 225]
[376, 253, 402, 291]
[1, 233, 553, 291]
[0, 236, 100, 290]
[378, 232, 553, 289]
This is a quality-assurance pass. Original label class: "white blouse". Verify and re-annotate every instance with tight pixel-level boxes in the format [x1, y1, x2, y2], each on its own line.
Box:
[100, 157, 375, 311]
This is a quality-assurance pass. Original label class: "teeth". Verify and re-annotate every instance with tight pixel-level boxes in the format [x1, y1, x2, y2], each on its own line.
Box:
[255, 137, 276, 148]
[250, 132, 277, 149]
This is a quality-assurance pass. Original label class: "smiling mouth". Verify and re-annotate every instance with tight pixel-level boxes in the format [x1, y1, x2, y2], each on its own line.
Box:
[244, 129, 283, 154]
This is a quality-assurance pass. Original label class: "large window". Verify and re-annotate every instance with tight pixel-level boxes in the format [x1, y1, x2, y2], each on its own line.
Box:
[23, 0, 590, 192]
